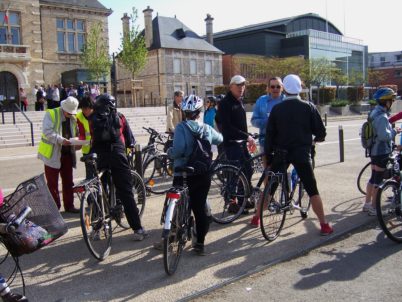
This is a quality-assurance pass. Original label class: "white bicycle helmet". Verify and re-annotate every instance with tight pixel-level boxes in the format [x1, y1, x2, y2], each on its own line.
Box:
[181, 95, 203, 113]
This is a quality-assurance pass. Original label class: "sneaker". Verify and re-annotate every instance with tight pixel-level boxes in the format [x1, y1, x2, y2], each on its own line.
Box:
[133, 228, 149, 241]
[250, 215, 260, 228]
[362, 202, 372, 212]
[368, 207, 377, 216]
[2, 291, 28, 302]
[320, 223, 333, 236]
[192, 243, 206, 256]
[153, 240, 163, 251]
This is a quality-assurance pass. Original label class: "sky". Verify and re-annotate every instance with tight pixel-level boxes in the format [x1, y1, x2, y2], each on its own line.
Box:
[98, 0, 402, 55]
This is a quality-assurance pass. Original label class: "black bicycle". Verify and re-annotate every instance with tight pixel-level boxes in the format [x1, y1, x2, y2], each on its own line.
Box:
[161, 167, 194, 275]
[73, 153, 146, 260]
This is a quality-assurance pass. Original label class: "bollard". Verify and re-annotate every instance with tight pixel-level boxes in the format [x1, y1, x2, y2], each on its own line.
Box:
[134, 143, 143, 177]
[324, 113, 327, 126]
[339, 125, 344, 162]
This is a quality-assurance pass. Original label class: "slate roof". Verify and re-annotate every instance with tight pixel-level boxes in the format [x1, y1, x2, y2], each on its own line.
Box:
[149, 16, 222, 53]
[40, 0, 112, 13]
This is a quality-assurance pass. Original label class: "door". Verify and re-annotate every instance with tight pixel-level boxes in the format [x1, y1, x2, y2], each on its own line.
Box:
[0, 71, 19, 111]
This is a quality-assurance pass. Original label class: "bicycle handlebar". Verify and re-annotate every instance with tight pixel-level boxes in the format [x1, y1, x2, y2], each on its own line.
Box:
[0, 206, 32, 234]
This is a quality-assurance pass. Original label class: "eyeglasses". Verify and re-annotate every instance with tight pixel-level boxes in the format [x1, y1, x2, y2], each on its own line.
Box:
[270, 85, 281, 89]
[236, 83, 245, 87]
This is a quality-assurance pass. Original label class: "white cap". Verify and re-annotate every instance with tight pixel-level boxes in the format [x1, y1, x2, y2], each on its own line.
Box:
[283, 74, 302, 94]
[61, 96, 79, 115]
[230, 75, 246, 85]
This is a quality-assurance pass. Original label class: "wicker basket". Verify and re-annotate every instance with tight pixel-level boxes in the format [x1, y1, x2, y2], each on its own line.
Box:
[0, 174, 68, 256]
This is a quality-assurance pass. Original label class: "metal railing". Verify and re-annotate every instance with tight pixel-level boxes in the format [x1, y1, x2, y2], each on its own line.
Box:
[0, 104, 35, 146]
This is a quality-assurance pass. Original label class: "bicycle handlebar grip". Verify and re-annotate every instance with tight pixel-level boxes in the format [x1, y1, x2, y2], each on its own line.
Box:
[8, 206, 32, 232]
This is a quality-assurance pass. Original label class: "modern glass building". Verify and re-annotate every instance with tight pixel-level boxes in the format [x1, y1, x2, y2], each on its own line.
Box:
[213, 13, 368, 85]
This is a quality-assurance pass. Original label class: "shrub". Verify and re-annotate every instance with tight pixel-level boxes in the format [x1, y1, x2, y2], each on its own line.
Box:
[214, 85, 227, 96]
[368, 99, 377, 106]
[346, 86, 364, 103]
[331, 99, 349, 107]
[317, 87, 336, 105]
[244, 83, 267, 104]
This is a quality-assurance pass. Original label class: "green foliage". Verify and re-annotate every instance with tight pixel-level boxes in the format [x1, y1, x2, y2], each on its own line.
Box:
[317, 87, 336, 105]
[368, 69, 386, 88]
[214, 85, 227, 95]
[80, 22, 111, 83]
[368, 99, 377, 106]
[346, 86, 364, 103]
[118, 8, 148, 79]
[330, 99, 349, 107]
[244, 83, 267, 104]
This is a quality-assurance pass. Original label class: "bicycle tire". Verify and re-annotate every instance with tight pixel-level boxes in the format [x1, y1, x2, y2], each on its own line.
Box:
[260, 178, 286, 242]
[209, 164, 250, 224]
[80, 185, 112, 261]
[376, 180, 402, 243]
[163, 204, 184, 275]
[143, 155, 173, 195]
[357, 162, 371, 195]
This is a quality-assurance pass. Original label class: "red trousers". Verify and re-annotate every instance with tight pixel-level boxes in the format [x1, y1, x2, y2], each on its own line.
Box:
[44, 153, 74, 210]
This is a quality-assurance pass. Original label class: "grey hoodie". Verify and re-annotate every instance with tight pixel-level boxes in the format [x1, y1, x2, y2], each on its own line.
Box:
[370, 105, 396, 156]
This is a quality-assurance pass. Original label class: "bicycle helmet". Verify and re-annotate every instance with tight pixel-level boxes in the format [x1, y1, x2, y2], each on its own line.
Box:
[94, 93, 116, 112]
[181, 95, 203, 113]
[374, 87, 397, 104]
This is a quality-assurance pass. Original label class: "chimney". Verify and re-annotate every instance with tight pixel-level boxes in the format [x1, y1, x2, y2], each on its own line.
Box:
[143, 6, 154, 48]
[204, 14, 214, 44]
[121, 13, 130, 39]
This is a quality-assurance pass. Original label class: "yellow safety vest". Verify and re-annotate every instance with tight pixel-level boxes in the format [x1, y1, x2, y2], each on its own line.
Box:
[38, 108, 61, 159]
[76, 111, 91, 154]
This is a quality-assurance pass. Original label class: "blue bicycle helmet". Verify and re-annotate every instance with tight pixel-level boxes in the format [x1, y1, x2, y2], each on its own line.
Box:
[373, 87, 397, 104]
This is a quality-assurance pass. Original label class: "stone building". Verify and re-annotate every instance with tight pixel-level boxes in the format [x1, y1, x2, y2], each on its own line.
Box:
[0, 0, 111, 107]
[115, 7, 223, 107]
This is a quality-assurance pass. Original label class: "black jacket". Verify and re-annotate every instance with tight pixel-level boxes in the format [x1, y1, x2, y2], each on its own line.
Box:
[265, 96, 326, 163]
[215, 91, 249, 145]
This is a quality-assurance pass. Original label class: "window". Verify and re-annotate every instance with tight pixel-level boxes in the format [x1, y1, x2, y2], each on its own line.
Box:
[396, 55, 402, 62]
[0, 11, 21, 45]
[173, 58, 181, 74]
[56, 18, 85, 52]
[395, 70, 402, 78]
[205, 60, 212, 75]
[190, 59, 197, 75]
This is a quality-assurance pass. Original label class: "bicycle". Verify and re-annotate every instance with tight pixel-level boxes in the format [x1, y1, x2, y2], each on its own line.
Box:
[73, 153, 146, 260]
[259, 149, 312, 242]
[375, 152, 402, 243]
[161, 166, 194, 275]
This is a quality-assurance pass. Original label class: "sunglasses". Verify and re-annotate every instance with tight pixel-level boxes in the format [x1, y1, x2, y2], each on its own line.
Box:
[270, 85, 281, 89]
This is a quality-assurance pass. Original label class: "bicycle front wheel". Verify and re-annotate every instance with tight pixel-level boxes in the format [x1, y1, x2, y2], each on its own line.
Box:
[260, 178, 286, 242]
[163, 205, 184, 275]
[376, 180, 402, 243]
[80, 185, 112, 261]
[357, 162, 371, 195]
[209, 164, 250, 224]
[143, 155, 173, 195]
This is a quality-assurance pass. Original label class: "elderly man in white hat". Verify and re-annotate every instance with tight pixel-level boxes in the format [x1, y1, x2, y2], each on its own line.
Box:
[38, 96, 80, 213]
[215, 75, 257, 214]
[262, 74, 333, 235]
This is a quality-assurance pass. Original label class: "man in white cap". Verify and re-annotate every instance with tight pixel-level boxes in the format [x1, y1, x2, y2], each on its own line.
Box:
[264, 74, 333, 235]
[38, 96, 80, 213]
[215, 75, 257, 214]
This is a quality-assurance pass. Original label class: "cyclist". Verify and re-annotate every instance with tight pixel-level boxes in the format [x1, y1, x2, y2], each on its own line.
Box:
[167, 95, 223, 255]
[90, 94, 147, 241]
[363, 87, 401, 215]
[250, 76, 285, 227]
[264, 74, 333, 236]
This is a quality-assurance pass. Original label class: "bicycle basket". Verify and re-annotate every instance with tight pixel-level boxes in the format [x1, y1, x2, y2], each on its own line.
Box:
[0, 174, 68, 257]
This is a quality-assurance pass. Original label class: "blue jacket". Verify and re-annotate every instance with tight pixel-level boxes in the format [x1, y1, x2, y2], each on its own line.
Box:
[203, 107, 217, 128]
[370, 105, 396, 156]
[167, 120, 223, 175]
[251, 94, 285, 145]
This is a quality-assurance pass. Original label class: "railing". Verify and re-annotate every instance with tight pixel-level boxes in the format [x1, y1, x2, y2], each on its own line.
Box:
[1, 104, 35, 146]
[0, 44, 31, 62]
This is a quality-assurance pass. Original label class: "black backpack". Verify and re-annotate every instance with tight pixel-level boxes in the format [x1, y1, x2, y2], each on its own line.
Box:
[91, 106, 121, 144]
[184, 123, 212, 175]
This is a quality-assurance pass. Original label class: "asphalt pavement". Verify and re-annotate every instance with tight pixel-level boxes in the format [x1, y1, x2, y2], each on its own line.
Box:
[0, 117, 381, 302]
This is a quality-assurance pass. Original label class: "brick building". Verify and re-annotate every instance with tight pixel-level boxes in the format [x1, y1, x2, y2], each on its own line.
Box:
[115, 7, 223, 107]
[0, 0, 111, 107]
[369, 51, 402, 95]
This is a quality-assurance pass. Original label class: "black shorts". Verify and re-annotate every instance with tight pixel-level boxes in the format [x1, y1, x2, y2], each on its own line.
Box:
[370, 154, 389, 169]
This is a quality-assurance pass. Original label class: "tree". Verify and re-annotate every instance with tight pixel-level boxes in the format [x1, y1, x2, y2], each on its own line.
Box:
[368, 68, 386, 88]
[330, 67, 348, 98]
[118, 8, 147, 80]
[303, 58, 332, 105]
[80, 22, 111, 84]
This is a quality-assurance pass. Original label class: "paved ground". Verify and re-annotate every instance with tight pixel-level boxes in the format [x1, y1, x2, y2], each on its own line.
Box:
[0, 117, 380, 302]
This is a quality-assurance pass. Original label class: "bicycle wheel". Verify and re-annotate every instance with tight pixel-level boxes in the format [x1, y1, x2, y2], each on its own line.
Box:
[143, 155, 172, 194]
[294, 180, 310, 219]
[163, 204, 184, 275]
[376, 180, 402, 243]
[209, 164, 250, 224]
[80, 185, 112, 261]
[357, 162, 371, 195]
[260, 178, 286, 242]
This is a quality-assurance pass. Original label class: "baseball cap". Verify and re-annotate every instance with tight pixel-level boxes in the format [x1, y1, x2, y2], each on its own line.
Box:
[61, 96, 79, 115]
[283, 74, 302, 94]
[230, 75, 246, 85]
